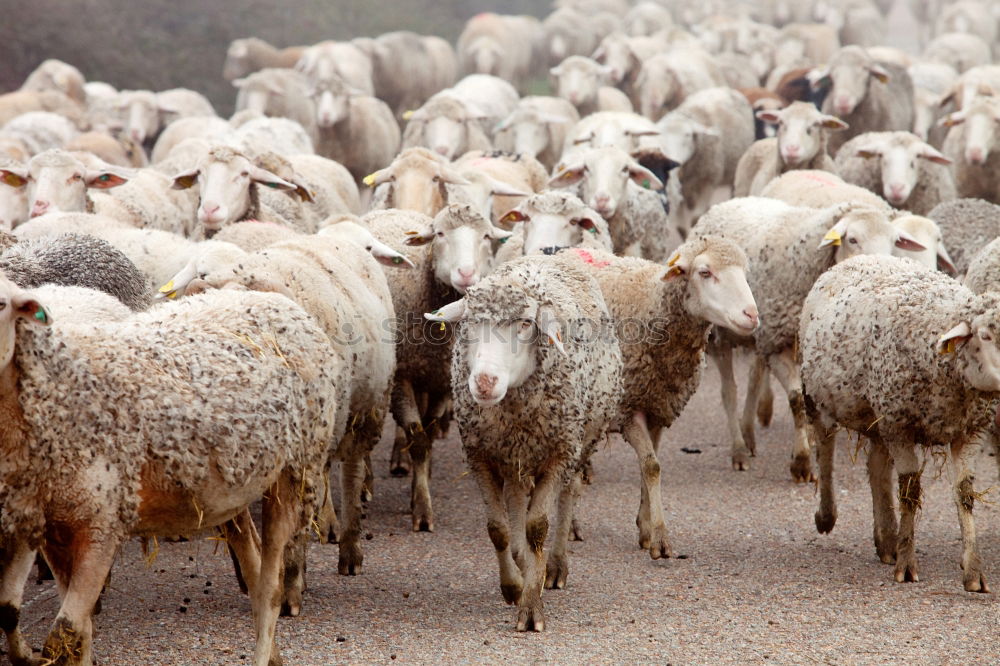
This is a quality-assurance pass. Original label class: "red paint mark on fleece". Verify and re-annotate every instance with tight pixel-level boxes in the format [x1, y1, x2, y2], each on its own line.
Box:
[573, 248, 610, 268]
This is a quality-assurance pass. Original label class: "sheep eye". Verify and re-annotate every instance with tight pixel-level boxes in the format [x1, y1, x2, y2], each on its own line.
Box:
[432, 175, 440, 182]
[436, 231, 444, 238]
[698, 269, 712, 278]
[981, 331, 993, 342]
[519, 319, 533, 331]
[72, 173, 83, 181]
[240, 171, 249, 177]
[847, 237, 858, 245]
[0, 301, 6, 311]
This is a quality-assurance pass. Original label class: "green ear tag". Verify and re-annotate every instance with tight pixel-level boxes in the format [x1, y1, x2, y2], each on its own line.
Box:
[589, 228, 597, 235]
[392, 256, 402, 264]
[642, 179, 651, 189]
[34, 310, 46, 323]
[498, 237, 508, 244]
[99, 174, 111, 182]
[267, 183, 279, 189]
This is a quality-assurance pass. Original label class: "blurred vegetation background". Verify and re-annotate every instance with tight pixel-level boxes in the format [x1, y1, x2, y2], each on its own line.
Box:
[0, 0, 552, 113]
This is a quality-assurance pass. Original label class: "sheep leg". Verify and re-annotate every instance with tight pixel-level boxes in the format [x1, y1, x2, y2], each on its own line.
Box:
[338, 450, 366, 576]
[813, 421, 838, 533]
[710, 345, 752, 470]
[950, 436, 989, 592]
[624, 411, 673, 560]
[41, 533, 117, 666]
[755, 361, 774, 429]
[505, 483, 528, 570]
[516, 470, 558, 632]
[546, 471, 583, 590]
[254, 476, 300, 666]
[395, 381, 435, 532]
[0, 539, 37, 666]
[362, 453, 374, 503]
[389, 425, 410, 477]
[471, 464, 522, 605]
[314, 454, 339, 544]
[769, 349, 815, 483]
[225, 510, 262, 597]
[867, 440, 898, 564]
[888, 444, 921, 584]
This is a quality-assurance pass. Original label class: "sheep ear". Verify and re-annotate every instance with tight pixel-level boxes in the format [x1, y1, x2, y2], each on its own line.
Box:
[936, 321, 972, 354]
[868, 64, 890, 83]
[369, 239, 415, 268]
[894, 229, 927, 252]
[855, 146, 881, 159]
[819, 218, 850, 248]
[536, 305, 567, 356]
[404, 227, 435, 246]
[499, 209, 527, 226]
[549, 166, 586, 188]
[755, 110, 782, 124]
[247, 165, 298, 192]
[0, 169, 29, 188]
[157, 260, 199, 300]
[488, 226, 514, 242]
[573, 217, 600, 234]
[938, 111, 965, 128]
[487, 177, 531, 198]
[628, 163, 664, 191]
[232, 78, 248, 88]
[437, 165, 471, 186]
[13, 294, 51, 326]
[819, 115, 849, 130]
[938, 90, 956, 108]
[917, 146, 952, 165]
[424, 299, 466, 323]
[85, 167, 133, 189]
[171, 168, 200, 190]
[661, 251, 688, 281]
[937, 243, 958, 276]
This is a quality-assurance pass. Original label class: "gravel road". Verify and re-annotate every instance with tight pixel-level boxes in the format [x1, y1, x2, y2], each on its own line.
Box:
[8, 350, 1000, 665]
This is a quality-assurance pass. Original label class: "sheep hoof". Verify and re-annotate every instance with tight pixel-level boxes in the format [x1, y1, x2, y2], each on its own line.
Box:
[646, 524, 673, 560]
[268, 653, 284, 666]
[814, 510, 837, 534]
[338, 544, 363, 576]
[757, 401, 773, 428]
[790, 454, 814, 483]
[874, 536, 896, 564]
[516, 604, 545, 632]
[894, 560, 919, 583]
[389, 463, 410, 478]
[500, 583, 522, 605]
[279, 600, 300, 617]
[732, 449, 751, 471]
[412, 512, 434, 532]
[545, 555, 569, 590]
[964, 570, 989, 593]
[570, 518, 584, 542]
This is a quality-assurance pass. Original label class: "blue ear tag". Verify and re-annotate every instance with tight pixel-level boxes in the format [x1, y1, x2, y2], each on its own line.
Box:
[34, 309, 46, 323]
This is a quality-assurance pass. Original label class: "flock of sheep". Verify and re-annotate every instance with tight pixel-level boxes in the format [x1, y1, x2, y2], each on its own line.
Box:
[3, 0, 1000, 663]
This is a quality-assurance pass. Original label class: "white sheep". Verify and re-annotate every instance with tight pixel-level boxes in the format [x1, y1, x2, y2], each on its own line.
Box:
[658, 87, 755, 234]
[923, 32, 991, 74]
[457, 13, 542, 91]
[562, 111, 662, 159]
[0, 111, 79, 158]
[296, 40, 375, 96]
[940, 94, 1000, 204]
[591, 32, 667, 91]
[427, 255, 623, 631]
[360, 31, 458, 120]
[366, 147, 465, 217]
[150, 116, 235, 164]
[233, 69, 317, 144]
[0, 282, 343, 666]
[223, 37, 306, 81]
[20, 59, 86, 104]
[760, 169, 892, 211]
[813, 46, 916, 155]
[549, 56, 634, 117]
[892, 213, 958, 274]
[927, 198, 1000, 276]
[0, 89, 85, 129]
[801, 255, 995, 592]
[908, 61, 958, 146]
[449, 150, 545, 225]
[67, 131, 148, 168]
[733, 102, 847, 197]
[492, 96, 580, 171]
[548, 145, 673, 260]
[493, 190, 613, 264]
[543, 7, 602, 66]
[835, 131, 956, 215]
[232, 115, 316, 157]
[632, 49, 726, 121]
[692, 197, 928, 477]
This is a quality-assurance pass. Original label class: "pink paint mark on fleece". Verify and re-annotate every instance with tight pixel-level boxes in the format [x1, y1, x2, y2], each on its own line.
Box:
[573, 248, 610, 268]
[803, 172, 839, 187]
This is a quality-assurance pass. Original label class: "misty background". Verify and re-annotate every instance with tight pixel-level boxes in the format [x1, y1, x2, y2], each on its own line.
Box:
[0, 0, 552, 113]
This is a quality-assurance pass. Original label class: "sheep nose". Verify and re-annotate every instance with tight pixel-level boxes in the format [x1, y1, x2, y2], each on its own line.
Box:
[888, 183, 905, 199]
[475, 373, 497, 397]
[457, 267, 475, 278]
[784, 144, 800, 156]
[744, 307, 759, 329]
[129, 128, 144, 143]
[968, 147, 985, 164]
[835, 96, 852, 114]
[30, 200, 49, 217]
[434, 146, 450, 156]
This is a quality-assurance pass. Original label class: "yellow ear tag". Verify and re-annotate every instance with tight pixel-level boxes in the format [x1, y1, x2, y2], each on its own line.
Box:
[402, 110, 415, 120]
[667, 253, 680, 267]
[158, 280, 175, 294]
[824, 229, 842, 246]
[939, 338, 956, 354]
[437, 322, 446, 332]
[363, 172, 378, 187]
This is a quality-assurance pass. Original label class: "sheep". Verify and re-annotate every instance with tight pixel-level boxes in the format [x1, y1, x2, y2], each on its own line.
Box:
[543, 7, 601, 66]
[934, 1, 997, 51]
[426, 255, 623, 631]
[774, 23, 841, 69]
[548, 146, 672, 260]
[0, 233, 151, 311]
[150, 116, 235, 164]
[591, 32, 667, 92]
[119, 89, 212, 148]
[632, 49, 726, 121]
[66, 131, 146, 168]
[941, 95, 1000, 204]
[170, 145, 359, 236]
[212, 219, 302, 252]
[0, 282, 343, 666]
[493, 190, 615, 265]
[450, 150, 546, 225]
[550, 56, 634, 117]
[232, 115, 316, 158]
[834, 131, 956, 215]
[233, 69, 316, 144]
[366, 147, 467, 217]
[493, 96, 580, 171]
[813, 46, 916, 155]
[923, 32, 991, 74]
[815, 0, 887, 48]
[713, 52, 763, 91]
[562, 111, 662, 159]
[964, 236, 1000, 294]
[0, 158, 29, 230]
[223, 37, 307, 81]
[0, 112, 78, 158]
[734, 102, 847, 197]
[909, 61, 959, 147]
[891, 214, 958, 274]
[20, 59, 86, 104]
[658, 87, 755, 234]
[296, 40, 375, 96]
[760, 169, 892, 212]
[360, 31, 457, 120]
[457, 13, 541, 91]
[927, 198, 1000, 276]
[0, 90, 85, 129]
[692, 197, 928, 477]
[800, 254, 994, 592]
[367, 205, 511, 530]
[624, 2, 673, 36]
[309, 77, 401, 184]
[549, 238, 757, 563]
[163, 223, 407, 602]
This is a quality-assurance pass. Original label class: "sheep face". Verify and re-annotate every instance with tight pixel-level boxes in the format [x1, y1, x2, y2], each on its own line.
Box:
[659, 115, 718, 167]
[937, 311, 1000, 392]
[942, 97, 1000, 166]
[757, 102, 847, 166]
[370, 151, 466, 217]
[667, 241, 758, 335]
[592, 37, 633, 86]
[818, 207, 928, 263]
[495, 113, 553, 161]
[224, 40, 252, 81]
[423, 116, 468, 160]
[891, 215, 956, 275]
[0, 277, 50, 369]
[508, 208, 602, 256]
[120, 92, 159, 145]
[313, 87, 350, 128]
[821, 52, 889, 117]
[549, 147, 662, 219]
[636, 65, 678, 121]
[859, 140, 950, 206]
[551, 58, 607, 108]
[467, 37, 503, 77]
[20, 151, 130, 218]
